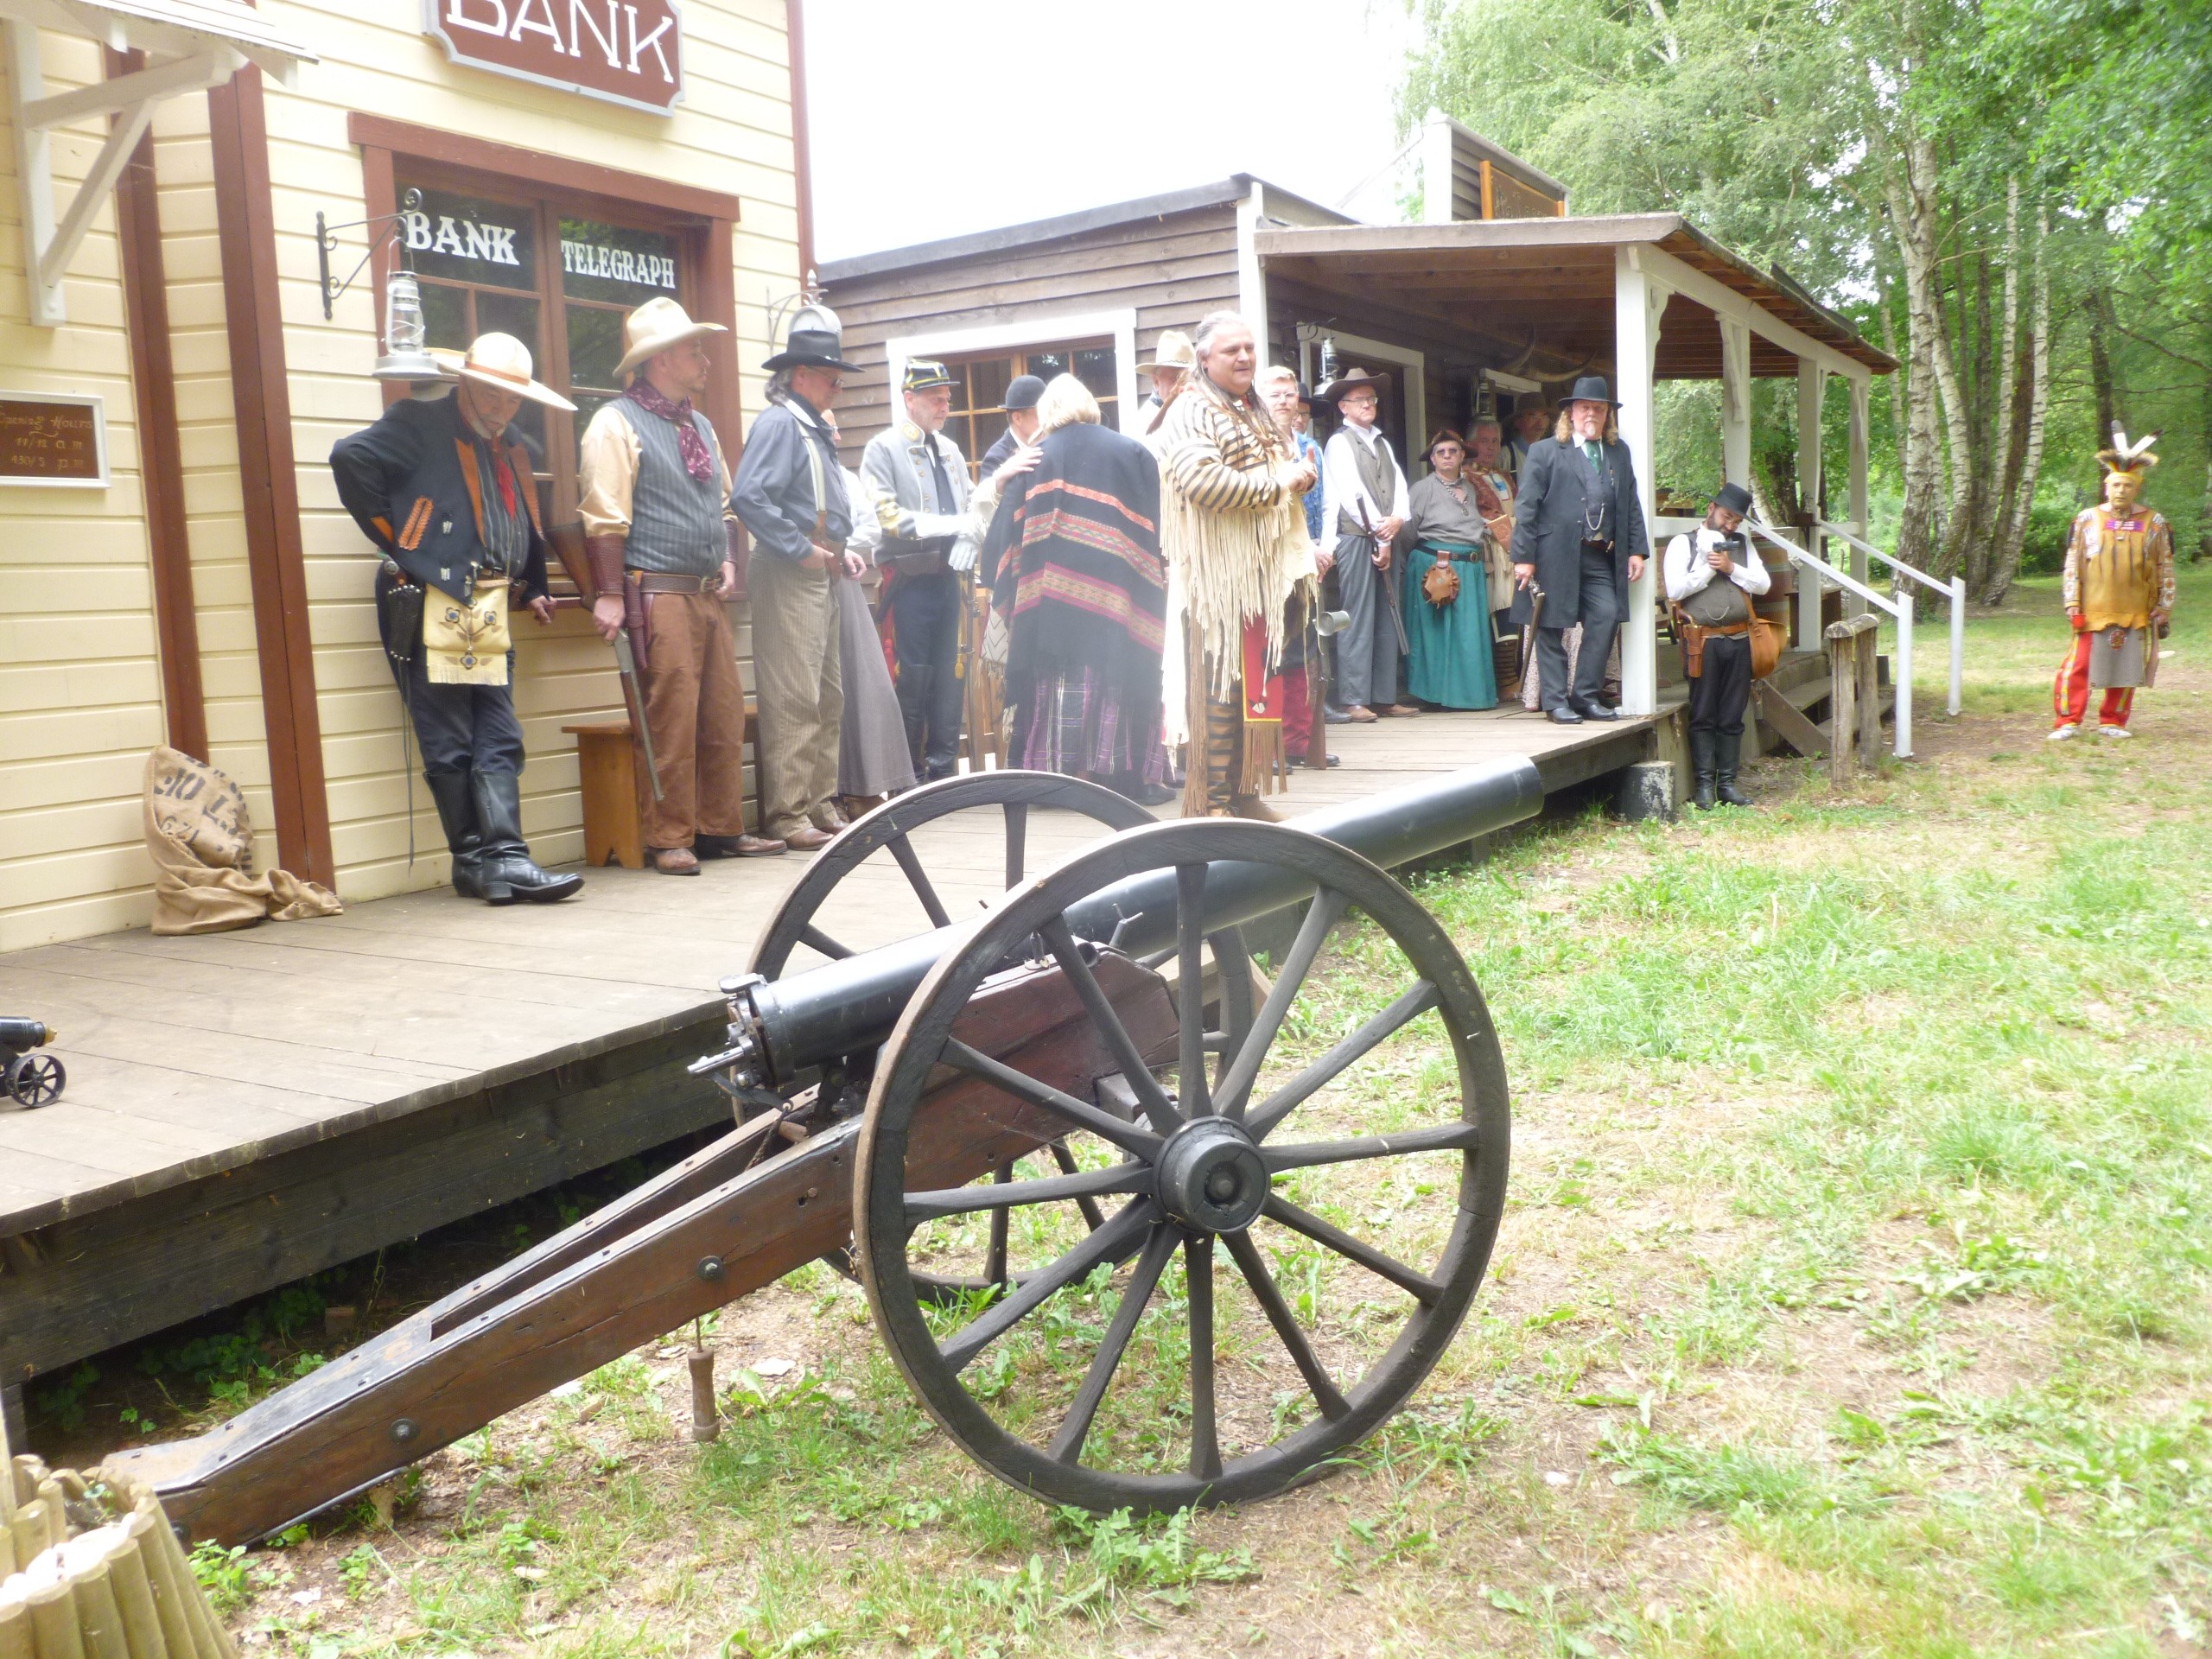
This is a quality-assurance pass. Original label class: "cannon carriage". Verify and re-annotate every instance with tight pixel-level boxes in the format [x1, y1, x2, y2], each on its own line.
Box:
[108, 762, 1539, 1543]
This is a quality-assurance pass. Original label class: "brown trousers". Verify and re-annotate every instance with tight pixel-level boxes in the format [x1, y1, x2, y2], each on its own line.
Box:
[747, 549, 844, 840]
[637, 588, 750, 849]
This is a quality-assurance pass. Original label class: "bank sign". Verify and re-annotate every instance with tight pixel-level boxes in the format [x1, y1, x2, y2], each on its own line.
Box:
[424, 0, 683, 116]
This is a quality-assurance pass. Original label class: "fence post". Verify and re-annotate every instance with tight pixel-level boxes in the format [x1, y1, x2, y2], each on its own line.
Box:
[1825, 620, 1859, 788]
[1893, 597, 1914, 759]
[1948, 576, 1965, 717]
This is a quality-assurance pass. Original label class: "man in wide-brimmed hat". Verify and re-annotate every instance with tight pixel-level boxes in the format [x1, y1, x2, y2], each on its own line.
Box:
[730, 302, 868, 849]
[862, 358, 980, 781]
[579, 296, 784, 872]
[1316, 367, 1418, 721]
[332, 333, 583, 906]
[1663, 480, 1770, 807]
[1510, 374, 1650, 723]
[1134, 329, 1196, 442]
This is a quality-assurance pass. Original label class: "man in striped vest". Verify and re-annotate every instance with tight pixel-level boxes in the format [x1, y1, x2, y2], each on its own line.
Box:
[581, 299, 785, 874]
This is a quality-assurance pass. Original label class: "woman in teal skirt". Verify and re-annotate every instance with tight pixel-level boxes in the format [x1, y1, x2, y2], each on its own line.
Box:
[1400, 429, 1500, 709]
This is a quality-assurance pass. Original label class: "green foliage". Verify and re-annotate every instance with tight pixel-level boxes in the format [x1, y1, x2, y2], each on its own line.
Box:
[190, 1541, 254, 1614]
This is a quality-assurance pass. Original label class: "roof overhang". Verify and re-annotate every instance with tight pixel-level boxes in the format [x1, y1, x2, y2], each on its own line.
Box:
[3, 0, 316, 326]
[1256, 213, 1893, 378]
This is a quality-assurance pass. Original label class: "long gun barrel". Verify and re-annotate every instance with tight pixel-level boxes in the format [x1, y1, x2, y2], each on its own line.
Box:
[733, 759, 1543, 1085]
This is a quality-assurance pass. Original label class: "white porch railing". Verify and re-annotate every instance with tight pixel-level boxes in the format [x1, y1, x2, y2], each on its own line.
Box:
[1744, 522, 1914, 760]
[1816, 520, 1965, 718]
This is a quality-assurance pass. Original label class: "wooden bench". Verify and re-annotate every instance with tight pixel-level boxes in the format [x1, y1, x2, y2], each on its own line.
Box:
[563, 700, 761, 869]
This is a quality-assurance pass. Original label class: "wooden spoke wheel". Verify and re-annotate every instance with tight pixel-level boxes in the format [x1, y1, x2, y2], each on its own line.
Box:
[5, 1052, 64, 1108]
[854, 818, 1510, 1513]
[748, 771, 1156, 982]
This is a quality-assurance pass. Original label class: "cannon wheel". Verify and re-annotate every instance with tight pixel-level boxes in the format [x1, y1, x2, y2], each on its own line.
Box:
[854, 817, 1510, 1513]
[753, 771, 1166, 1306]
[5, 1052, 64, 1108]
[747, 771, 1156, 982]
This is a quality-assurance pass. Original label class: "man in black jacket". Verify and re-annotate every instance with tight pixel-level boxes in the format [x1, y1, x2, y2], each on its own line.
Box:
[330, 334, 582, 904]
[1509, 375, 1650, 723]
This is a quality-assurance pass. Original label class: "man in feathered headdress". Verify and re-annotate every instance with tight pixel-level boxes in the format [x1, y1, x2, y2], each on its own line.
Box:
[2050, 431, 2175, 741]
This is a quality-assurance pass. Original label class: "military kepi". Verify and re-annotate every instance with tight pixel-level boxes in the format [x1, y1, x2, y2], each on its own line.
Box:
[901, 359, 955, 394]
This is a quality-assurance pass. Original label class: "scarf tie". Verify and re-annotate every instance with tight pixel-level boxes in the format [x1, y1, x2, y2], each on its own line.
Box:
[625, 380, 715, 482]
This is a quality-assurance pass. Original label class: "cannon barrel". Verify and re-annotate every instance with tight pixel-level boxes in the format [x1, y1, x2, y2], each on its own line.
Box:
[1, 1017, 52, 1052]
[739, 759, 1544, 1084]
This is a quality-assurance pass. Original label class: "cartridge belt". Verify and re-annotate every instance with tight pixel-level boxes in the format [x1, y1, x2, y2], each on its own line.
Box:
[631, 570, 724, 595]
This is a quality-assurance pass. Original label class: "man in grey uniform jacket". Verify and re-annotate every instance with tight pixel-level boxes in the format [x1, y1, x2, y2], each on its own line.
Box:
[1510, 375, 1649, 723]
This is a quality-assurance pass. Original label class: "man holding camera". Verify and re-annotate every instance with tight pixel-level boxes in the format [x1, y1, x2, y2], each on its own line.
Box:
[863, 359, 979, 781]
[1664, 482, 1770, 809]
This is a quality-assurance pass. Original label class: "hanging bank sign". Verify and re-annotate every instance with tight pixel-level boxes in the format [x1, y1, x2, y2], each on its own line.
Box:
[423, 0, 683, 116]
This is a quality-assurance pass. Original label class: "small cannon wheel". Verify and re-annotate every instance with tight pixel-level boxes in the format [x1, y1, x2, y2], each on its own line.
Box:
[5, 1052, 64, 1108]
[747, 771, 1155, 982]
[854, 817, 1510, 1513]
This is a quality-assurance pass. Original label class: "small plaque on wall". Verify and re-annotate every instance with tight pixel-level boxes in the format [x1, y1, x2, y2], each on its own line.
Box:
[0, 393, 108, 487]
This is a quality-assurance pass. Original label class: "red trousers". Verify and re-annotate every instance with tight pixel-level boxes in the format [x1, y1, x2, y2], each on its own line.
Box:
[2051, 629, 2134, 731]
[1281, 664, 1315, 760]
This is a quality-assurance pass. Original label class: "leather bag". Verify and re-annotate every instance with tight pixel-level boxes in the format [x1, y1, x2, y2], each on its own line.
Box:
[1421, 553, 1461, 608]
[1748, 613, 1783, 678]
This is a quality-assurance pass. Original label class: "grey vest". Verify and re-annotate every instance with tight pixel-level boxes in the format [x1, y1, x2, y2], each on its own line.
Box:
[612, 397, 725, 576]
[1336, 430, 1398, 537]
[1576, 442, 1615, 545]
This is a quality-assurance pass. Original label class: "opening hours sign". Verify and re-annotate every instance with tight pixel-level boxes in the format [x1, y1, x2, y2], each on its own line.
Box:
[423, 0, 683, 116]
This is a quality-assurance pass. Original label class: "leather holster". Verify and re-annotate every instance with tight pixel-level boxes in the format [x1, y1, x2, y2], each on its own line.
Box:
[586, 532, 651, 671]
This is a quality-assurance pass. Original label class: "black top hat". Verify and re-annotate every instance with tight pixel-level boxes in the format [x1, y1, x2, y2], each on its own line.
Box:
[1563, 375, 1617, 407]
[1003, 374, 1046, 411]
[1711, 481, 1754, 518]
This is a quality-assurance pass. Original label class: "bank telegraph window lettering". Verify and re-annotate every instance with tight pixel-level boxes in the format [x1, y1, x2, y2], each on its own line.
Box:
[396, 177, 696, 565]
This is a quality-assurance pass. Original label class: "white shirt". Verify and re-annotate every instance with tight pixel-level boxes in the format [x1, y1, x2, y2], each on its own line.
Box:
[1664, 524, 1773, 603]
[1320, 423, 1410, 537]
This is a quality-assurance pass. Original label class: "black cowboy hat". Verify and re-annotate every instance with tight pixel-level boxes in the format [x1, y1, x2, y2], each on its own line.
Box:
[1712, 481, 1754, 518]
[763, 301, 863, 373]
[1562, 374, 1617, 406]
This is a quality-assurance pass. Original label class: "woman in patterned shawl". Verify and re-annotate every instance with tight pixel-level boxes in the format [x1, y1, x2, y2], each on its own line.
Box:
[984, 374, 1170, 798]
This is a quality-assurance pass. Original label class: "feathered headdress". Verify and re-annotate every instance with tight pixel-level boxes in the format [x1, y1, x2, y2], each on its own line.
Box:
[2098, 426, 2160, 474]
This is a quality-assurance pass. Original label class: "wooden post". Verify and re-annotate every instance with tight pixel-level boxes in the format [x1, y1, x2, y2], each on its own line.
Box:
[1826, 615, 1878, 787]
[1614, 247, 1667, 717]
[687, 1349, 719, 1444]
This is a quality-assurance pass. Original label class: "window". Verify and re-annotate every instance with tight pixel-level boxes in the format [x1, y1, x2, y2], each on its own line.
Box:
[941, 339, 1117, 479]
[397, 177, 695, 551]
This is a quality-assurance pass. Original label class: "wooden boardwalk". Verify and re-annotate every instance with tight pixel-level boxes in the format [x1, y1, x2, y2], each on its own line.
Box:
[0, 702, 1675, 1395]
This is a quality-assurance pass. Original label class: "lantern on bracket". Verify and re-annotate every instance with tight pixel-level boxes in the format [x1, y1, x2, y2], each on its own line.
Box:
[315, 187, 447, 382]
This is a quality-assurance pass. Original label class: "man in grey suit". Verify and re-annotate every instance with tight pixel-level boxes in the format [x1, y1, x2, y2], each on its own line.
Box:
[1510, 375, 1649, 723]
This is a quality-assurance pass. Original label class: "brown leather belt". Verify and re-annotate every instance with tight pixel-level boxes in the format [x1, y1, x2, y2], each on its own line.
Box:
[631, 571, 722, 595]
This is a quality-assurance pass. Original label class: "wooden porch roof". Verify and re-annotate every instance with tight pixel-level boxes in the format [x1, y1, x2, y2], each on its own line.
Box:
[1255, 214, 1893, 378]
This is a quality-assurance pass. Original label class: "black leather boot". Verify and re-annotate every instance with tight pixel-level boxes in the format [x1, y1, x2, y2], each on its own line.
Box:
[425, 770, 485, 898]
[470, 772, 583, 904]
[1689, 732, 1718, 810]
[1714, 733, 1753, 807]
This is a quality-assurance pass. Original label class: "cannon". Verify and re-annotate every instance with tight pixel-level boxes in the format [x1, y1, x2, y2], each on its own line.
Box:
[108, 762, 1541, 1542]
[2, 1019, 63, 1108]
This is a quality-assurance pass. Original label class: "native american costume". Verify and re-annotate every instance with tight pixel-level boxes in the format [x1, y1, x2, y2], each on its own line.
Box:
[2052, 435, 2176, 737]
[1157, 371, 1319, 816]
[984, 415, 1168, 785]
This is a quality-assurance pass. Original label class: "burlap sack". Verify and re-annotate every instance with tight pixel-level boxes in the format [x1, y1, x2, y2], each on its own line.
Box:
[143, 747, 342, 936]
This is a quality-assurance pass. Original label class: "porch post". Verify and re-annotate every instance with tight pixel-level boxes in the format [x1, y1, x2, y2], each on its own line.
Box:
[1719, 317, 1753, 489]
[1847, 373, 1871, 533]
[1613, 247, 1664, 717]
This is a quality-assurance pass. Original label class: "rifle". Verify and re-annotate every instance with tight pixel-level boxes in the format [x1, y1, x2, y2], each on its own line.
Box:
[550, 521, 664, 802]
[1356, 501, 1411, 656]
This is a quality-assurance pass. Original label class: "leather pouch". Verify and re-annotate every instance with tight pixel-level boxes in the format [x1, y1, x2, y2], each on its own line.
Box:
[423, 579, 512, 685]
[1421, 555, 1461, 608]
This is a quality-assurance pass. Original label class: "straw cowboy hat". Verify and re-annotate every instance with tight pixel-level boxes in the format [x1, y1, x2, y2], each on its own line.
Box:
[1135, 330, 1196, 373]
[615, 296, 729, 379]
[1315, 366, 1390, 404]
[432, 333, 575, 410]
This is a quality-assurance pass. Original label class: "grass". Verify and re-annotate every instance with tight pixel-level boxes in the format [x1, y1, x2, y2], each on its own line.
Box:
[203, 567, 2212, 1656]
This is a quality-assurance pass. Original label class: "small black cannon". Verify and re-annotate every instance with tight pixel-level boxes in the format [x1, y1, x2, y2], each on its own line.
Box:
[2, 1019, 64, 1108]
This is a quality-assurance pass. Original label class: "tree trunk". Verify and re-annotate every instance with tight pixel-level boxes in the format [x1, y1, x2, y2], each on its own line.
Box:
[1887, 139, 1974, 582]
[1885, 296, 1942, 580]
[1984, 205, 2051, 606]
[2200, 345, 2212, 563]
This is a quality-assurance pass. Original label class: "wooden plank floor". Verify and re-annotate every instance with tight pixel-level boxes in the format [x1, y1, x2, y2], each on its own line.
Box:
[0, 703, 1668, 1239]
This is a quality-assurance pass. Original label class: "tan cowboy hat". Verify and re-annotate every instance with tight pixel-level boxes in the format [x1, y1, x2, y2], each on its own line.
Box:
[614, 296, 729, 378]
[1316, 366, 1390, 404]
[442, 333, 575, 410]
[1135, 329, 1196, 373]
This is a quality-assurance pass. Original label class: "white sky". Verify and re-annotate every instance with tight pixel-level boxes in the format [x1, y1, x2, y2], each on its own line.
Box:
[803, 0, 1424, 264]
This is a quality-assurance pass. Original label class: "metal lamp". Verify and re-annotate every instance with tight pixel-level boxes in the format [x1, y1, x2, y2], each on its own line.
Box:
[372, 269, 445, 382]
